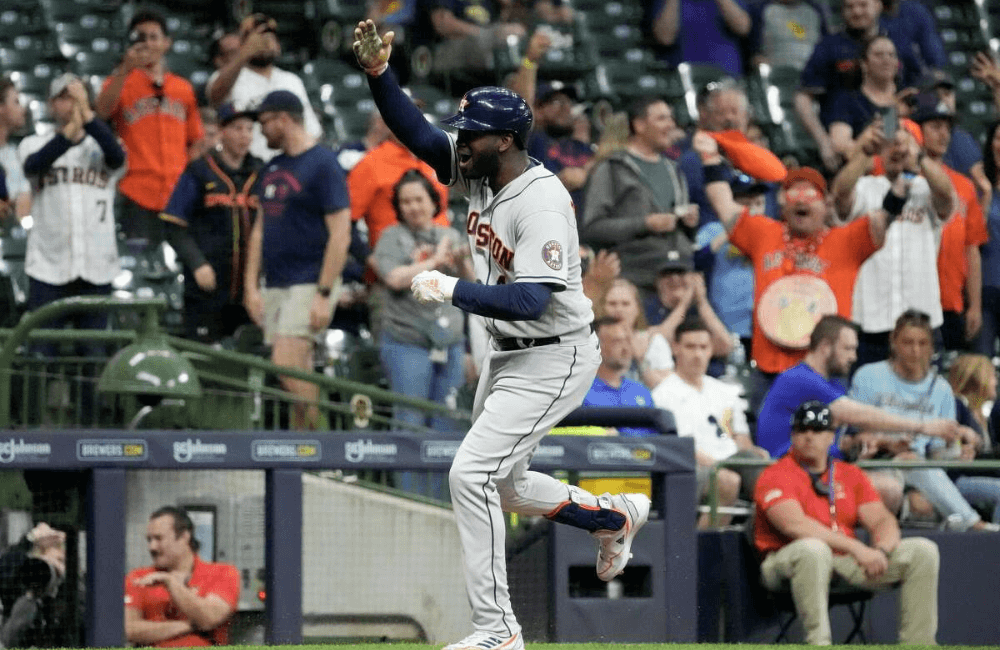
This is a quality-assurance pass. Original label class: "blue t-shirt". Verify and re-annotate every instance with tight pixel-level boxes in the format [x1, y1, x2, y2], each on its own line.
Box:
[942, 127, 983, 177]
[254, 145, 350, 288]
[849, 360, 955, 458]
[881, 0, 945, 69]
[583, 377, 658, 437]
[756, 362, 847, 457]
[983, 194, 1000, 289]
[696, 221, 753, 338]
[800, 25, 922, 126]
[526, 131, 594, 221]
[827, 90, 889, 136]
[647, 0, 749, 77]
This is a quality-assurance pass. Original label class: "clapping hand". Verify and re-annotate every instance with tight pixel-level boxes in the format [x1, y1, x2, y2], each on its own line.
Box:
[353, 20, 394, 76]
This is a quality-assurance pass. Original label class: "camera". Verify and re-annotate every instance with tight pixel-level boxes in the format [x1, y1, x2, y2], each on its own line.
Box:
[127, 30, 148, 47]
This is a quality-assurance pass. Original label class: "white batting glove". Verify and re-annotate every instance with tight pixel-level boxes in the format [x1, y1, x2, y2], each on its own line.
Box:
[411, 270, 458, 304]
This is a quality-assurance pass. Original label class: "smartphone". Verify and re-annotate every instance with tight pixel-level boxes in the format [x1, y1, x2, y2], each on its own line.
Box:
[882, 105, 898, 139]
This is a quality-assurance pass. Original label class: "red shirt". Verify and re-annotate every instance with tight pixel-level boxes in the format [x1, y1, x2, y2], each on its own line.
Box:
[753, 455, 882, 557]
[103, 69, 203, 211]
[124, 555, 240, 646]
[937, 166, 988, 312]
[730, 211, 879, 373]
[348, 140, 450, 249]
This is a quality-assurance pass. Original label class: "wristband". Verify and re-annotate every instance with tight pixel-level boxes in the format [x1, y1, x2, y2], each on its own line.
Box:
[521, 57, 537, 70]
[703, 163, 731, 185]
[882, 190, 907, 217]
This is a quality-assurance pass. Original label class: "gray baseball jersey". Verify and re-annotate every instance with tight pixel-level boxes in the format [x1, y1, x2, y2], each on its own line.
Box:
[444, 133, 593, 341]
[19, 132, 125, 286]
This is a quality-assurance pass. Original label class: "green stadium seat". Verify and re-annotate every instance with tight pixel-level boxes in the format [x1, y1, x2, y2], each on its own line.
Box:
[589, 22, 643, 57]
[0, 9, 48, 41]
[11, 63, 58, 96]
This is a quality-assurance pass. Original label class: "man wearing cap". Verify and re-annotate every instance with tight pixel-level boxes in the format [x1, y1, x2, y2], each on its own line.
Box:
[830, 111, 954, 366]
[582, 96, 695, 297]
[96, 8, 203, 250]
[244, 90, 350, 430]
[160, 103, 264, 343]
[18, 73, 126, 352]
[753, 399, 940, 646]
[643, 248, 735, 369]
[699, 133, 890, 410]
[909, 91, 988, 350]
[924, 68, 990, 202]
[206, 13, 321, 161]
[525, 81, 593, 214]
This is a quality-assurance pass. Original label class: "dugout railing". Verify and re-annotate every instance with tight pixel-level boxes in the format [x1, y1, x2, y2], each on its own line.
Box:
[0, 296, 473, 433]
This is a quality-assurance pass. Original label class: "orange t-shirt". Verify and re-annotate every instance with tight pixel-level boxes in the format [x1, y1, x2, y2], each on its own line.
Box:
[730, 211, 879, 374]
[937, 166, 988, 312]
[103, 69, 204, 211]
[124, 556, 240, 647]
[754, 455, 882, 556]
[348, 140, 450, 249]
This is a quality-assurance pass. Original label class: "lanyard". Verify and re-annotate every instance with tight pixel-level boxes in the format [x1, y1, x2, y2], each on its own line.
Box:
[827, 457, 838, 533]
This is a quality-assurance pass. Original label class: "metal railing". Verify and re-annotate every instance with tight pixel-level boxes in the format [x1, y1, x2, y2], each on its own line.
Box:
[706, 456, 1000, 526]
[0, 297, 473, 432]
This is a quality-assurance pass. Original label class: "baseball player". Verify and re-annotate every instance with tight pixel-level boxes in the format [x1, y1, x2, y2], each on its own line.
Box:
[19, 72, 126, 338]
[354, 21, 651, 650]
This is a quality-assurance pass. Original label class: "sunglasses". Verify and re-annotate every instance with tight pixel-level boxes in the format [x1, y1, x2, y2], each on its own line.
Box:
[785, 186, 823, 203]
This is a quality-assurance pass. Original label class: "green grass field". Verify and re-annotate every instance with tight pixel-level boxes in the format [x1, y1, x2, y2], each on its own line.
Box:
[215, 643, 981, 650]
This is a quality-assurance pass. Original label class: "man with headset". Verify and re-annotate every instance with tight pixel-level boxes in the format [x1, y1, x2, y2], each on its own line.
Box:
[753, 400, 940, 645]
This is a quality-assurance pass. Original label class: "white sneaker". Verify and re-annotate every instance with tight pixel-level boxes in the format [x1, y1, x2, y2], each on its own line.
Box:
[442, 630, 524, 650]
[593, 492, 651, 582]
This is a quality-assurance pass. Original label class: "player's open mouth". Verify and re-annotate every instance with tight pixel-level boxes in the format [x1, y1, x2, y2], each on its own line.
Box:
[793, 206, 809, 217]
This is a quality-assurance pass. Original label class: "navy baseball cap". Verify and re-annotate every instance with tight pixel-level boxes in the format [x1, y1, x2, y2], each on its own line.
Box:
[730, 171, 768, 198]
[658, 238, 694, 273]
[256, 90, 303, 117]
[919, 68, 955, 91]
[217, 102, 257, 125]
[910, 91, 954, 124]
[536, 80, 578, 105]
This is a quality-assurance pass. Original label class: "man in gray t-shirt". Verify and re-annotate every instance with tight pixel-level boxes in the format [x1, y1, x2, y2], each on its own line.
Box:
[748, 0, 829, 71]
[581, 96, 693, 296]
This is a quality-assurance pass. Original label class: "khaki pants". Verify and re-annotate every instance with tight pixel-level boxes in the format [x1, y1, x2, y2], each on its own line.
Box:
[760, 537, 939, 645]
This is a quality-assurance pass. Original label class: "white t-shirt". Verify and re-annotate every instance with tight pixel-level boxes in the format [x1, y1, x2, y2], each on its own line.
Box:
[651, 372, 749, 461]
[848, 175, 944, 331]
[208, 66, 322, 161]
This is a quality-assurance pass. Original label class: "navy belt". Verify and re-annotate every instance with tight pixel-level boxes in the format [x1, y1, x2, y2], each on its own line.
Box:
[494, 322, 595, 352]
[495, 335, 561, 351]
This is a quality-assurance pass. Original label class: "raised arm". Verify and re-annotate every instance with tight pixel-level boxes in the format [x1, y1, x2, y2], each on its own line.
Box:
[354, 21, 453, 181]
[651, 0, 680, 47]
[794, 91, 839, 173]
[692, 132, 741, 233]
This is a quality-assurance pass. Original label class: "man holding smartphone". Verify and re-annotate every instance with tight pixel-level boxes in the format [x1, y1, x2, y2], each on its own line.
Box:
[205, 13, 321, 161]
[830, 116, 955, 367]
[95, 8, 203, 251]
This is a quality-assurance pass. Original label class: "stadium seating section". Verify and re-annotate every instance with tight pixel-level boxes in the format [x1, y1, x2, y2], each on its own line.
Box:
[1, 0, 999, 335]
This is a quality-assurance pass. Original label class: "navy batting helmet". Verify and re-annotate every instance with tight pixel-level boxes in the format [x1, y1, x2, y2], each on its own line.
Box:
[441, 86, 533, 148]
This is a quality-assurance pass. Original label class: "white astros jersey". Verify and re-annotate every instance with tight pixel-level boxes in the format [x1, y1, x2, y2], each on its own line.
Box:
[19, 132, 125, 286]
[445, 134, 593, 340]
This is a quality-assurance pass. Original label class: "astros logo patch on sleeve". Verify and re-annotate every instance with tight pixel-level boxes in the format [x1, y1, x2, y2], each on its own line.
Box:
[542, 240, 563, 270]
